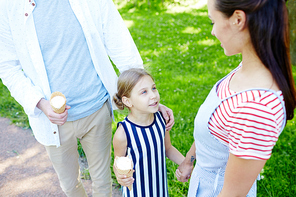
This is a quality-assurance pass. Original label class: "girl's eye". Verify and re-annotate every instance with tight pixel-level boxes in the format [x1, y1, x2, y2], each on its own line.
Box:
[152, 87, 157, 90]
[142, 90, 147, 94]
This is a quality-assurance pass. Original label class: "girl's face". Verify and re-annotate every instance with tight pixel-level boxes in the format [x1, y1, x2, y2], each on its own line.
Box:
[127, 75, 160, 114]
[207, 0, 240, 56]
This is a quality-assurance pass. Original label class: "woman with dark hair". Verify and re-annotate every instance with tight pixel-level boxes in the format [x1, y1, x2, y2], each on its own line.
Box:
[176, 0, 296, 196]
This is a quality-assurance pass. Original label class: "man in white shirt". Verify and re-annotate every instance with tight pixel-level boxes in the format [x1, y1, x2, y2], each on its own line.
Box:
[0, 0, 174, 196]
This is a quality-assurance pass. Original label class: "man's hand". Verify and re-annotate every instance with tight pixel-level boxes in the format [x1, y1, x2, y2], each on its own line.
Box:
[37, 98, 70, 125]
[158, 104, 174, 131]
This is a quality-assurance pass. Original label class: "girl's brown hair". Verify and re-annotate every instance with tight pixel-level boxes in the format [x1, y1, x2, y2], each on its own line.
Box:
[113, 68, 153, 110]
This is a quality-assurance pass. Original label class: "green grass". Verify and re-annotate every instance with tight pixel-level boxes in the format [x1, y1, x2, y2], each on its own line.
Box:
[0, 1, 295, 196]
[0, 82, 29, 129]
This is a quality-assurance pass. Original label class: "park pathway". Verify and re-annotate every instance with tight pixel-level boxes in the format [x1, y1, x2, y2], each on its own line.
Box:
[0, 117, 121, 197]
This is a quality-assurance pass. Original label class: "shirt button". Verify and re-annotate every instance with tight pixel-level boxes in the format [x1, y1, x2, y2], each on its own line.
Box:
[25, 13, 28, 16]
[32, 3, 35, 6]
[53, 131, 57, 134]
[29, 0, 31, 2]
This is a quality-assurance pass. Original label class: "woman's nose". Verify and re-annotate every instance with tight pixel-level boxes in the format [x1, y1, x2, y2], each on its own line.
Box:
[211, 28, 215, 36]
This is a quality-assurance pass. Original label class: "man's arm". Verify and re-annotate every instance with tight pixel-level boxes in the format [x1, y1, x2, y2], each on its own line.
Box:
[100, 0, 143, 73]
[0, 2, 44, 117]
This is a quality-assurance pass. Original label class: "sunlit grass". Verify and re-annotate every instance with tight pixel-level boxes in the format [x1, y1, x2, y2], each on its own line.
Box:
[182, 26, 202, 34]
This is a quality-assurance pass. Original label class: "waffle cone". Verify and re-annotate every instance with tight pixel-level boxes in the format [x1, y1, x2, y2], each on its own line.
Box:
[115, 156, 133, 191]
[50, 91, 66, 114]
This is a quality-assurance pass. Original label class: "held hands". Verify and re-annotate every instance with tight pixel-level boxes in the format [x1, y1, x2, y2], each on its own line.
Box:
[175, 160, 194, 182]
[113, 165, 135, 188]
[158, 104, 174, 131]
[37, 98, 70, 125]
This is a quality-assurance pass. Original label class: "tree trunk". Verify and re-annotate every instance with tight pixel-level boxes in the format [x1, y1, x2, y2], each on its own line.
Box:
[288, 0, 296, 65]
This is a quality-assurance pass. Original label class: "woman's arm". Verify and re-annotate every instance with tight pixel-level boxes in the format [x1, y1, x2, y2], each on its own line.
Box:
[175, 142, 196, 182]
[218, 153, 266, 197]
[165, 130, 185, 165]
[113, 124, 134, 187]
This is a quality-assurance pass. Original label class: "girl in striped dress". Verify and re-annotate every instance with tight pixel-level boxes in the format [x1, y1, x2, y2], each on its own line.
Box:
[176, 0, 296, 196]
[113, 68, 185, 197]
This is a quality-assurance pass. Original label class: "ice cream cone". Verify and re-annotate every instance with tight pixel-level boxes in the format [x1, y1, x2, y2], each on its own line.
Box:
[114, 156, 133, 191]
[50, 91, 66, 114]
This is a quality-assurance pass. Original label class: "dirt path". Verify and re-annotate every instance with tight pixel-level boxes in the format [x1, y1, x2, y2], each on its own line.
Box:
[0, 117, 121, 197]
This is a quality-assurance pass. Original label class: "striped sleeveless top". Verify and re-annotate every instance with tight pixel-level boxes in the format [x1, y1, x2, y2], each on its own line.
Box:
[119, 112, 169, 197]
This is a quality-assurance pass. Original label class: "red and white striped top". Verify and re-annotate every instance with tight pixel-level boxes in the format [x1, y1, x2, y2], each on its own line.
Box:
[208, 69, 285, 160]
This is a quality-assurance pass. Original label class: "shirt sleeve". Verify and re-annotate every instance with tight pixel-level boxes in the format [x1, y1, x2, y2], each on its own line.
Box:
[229, 100, 284, 160]
[0, 2, 44, 117]
[99, 0, 143, 73]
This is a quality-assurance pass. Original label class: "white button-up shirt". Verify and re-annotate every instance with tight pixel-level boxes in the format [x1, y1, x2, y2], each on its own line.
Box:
[0, 0, 143, 146]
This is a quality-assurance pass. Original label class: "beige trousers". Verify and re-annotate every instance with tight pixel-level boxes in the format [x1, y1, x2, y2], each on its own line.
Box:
[45, 102, 112, 197]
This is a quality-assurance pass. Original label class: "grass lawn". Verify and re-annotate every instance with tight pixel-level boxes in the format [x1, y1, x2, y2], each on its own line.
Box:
[0, 1, 295, 196]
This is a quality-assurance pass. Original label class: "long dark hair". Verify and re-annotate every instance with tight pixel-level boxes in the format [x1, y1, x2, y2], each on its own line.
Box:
[215, 0, 296, 120]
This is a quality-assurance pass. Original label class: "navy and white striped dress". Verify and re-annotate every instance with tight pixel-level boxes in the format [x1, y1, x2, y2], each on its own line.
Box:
[118, 111, 169, 197]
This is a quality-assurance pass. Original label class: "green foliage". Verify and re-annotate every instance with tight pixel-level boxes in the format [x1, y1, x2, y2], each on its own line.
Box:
[81, 168, 91, 180]
[114, 0, 191, 11]
[257, 117, 296, 197]
[287, 0, 296, 64]
[77, 138, 86, 157]
[0, 80, 29, 128]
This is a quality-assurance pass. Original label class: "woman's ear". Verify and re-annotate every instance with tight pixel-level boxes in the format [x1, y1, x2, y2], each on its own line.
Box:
[122, 96, 132, 108]
[232, 10, 247, 30]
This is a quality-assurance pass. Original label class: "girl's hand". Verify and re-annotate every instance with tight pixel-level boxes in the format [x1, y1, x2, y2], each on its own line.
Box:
[175, 142, 196, 182]
[113, 165, 134, 188]
[158, 104, 174, 131]
[175, 163, 193, 182]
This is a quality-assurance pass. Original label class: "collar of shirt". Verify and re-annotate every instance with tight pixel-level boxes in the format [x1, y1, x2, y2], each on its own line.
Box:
[24, 0, 36, 24]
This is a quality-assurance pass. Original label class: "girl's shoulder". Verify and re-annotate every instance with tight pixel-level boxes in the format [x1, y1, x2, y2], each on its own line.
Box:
[116, 117, 127, 128]
[155, 111, 164, 120]
[113, 123, 127, 144]
[115, 117, 129, 137]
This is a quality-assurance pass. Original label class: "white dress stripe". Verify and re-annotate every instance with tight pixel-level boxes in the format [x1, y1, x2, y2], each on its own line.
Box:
[120, 112, 168, 197]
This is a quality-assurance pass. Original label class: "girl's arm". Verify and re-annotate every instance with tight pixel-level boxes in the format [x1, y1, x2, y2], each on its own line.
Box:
[218, 153, 266, 197]
[113, 124, 134, 187]
[164, 130, 185, 165]
[175, 142, 196, 182]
